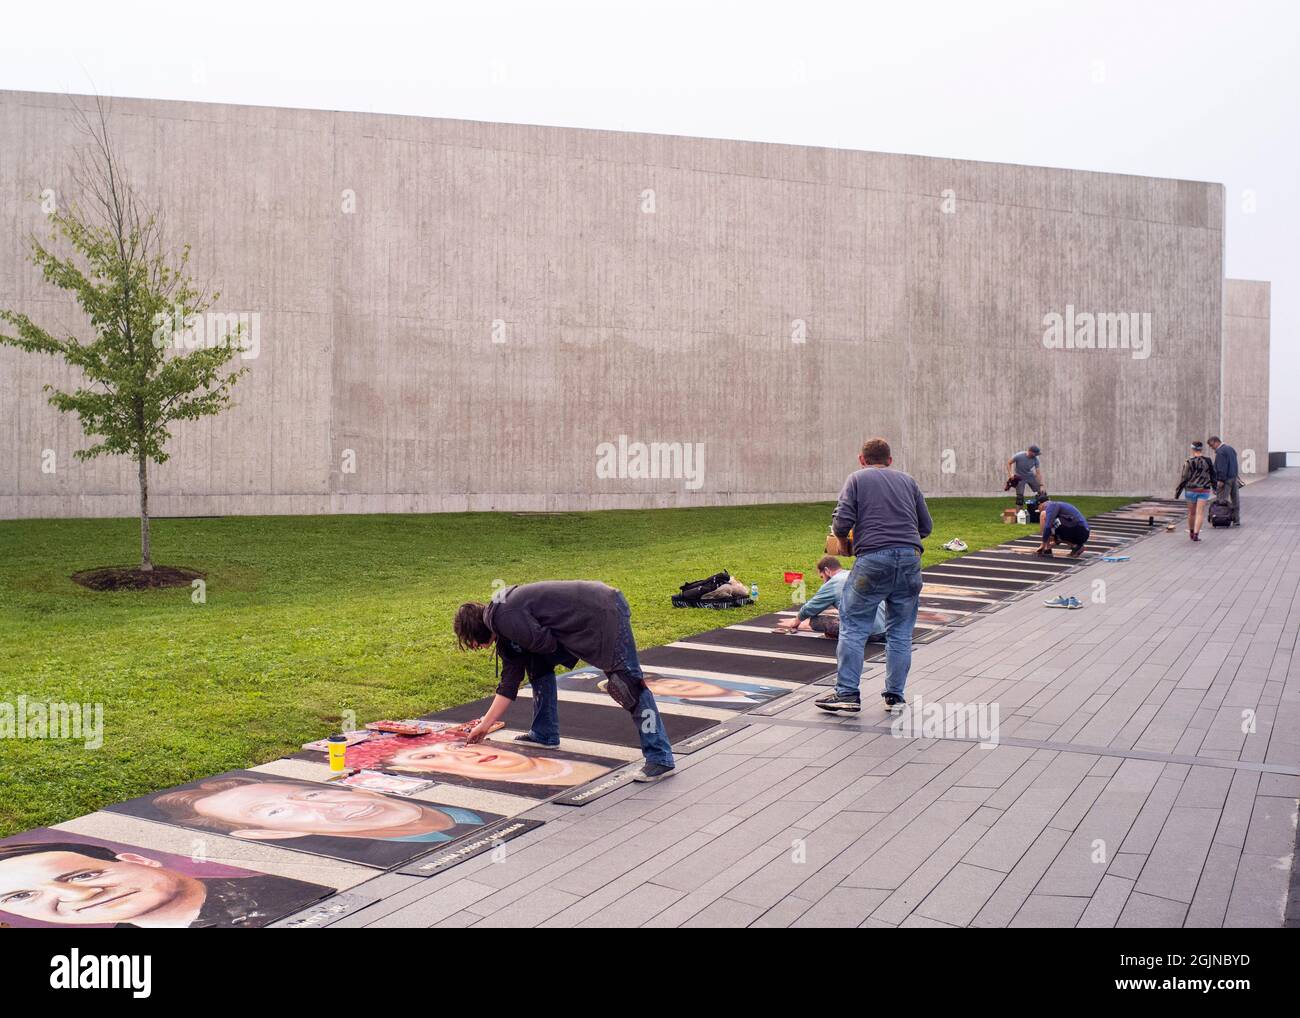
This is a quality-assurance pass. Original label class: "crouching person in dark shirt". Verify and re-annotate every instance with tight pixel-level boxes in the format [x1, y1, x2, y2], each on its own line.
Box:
[1037, 499, 1090, 558]
[453, 581, 675, 782]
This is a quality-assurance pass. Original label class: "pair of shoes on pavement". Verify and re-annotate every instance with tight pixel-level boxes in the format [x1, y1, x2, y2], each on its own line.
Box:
[1044, 595, 1083, 609]
[814, 691, 906, 714]
[941, 538, 968, 552]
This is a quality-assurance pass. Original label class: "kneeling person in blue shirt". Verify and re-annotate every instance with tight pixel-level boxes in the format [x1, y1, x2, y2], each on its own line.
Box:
[777, 555, 886, 641]
[1037, 499, 1090, 558]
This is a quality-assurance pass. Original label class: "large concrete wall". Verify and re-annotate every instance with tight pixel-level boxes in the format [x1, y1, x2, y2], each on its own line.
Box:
[1, 90, 1226, 518]
[1222, 279, 1270, 478]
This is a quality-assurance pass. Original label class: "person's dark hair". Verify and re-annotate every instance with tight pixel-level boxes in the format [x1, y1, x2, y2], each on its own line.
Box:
[1028, 444, 1041, 455]
[816, 555, 841, 573]
[1191, 440, 1204, 451]
[1208, 435, 1221, 444]
[0, 841, 120, 864]
[453, 602, 492, 651]
[861, 438, 892, 465]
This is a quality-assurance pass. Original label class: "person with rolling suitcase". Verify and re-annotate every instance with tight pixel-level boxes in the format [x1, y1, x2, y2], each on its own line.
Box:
[1208, 435, 1242, 526]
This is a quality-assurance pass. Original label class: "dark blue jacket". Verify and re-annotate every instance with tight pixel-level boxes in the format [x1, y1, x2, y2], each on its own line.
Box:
[1214, 444, 1239, 482]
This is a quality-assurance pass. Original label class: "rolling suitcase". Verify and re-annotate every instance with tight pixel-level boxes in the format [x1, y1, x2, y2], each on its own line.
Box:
[1209, 495, 1233, 528]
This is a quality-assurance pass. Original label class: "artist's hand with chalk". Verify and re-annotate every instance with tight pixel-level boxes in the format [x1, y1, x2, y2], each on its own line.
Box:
[465, 693, 512, 746]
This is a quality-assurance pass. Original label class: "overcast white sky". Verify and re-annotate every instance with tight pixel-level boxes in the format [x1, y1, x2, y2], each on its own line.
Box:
[4, 0, 1295, 445]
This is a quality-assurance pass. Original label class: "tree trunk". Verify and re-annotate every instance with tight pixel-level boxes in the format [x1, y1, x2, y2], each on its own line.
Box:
[138, 453, 153, 572]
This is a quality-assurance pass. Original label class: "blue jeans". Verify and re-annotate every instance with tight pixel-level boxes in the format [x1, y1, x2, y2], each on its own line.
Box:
[835, 546, 923, 700]
[527, 670, 562, 746]
[528, 594, 675, 768]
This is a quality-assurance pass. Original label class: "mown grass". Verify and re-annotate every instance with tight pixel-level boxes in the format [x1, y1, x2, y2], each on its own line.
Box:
[0, 495, 1132, 836]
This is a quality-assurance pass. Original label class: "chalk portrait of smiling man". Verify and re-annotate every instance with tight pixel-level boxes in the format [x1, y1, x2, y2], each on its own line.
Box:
[0, 835, 331, 928]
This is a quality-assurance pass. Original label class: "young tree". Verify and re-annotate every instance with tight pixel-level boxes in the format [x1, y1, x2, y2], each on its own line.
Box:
[0, 100, 247, 572]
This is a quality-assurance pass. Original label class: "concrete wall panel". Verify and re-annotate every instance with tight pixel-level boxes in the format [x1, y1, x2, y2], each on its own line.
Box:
[0, 90, 1231, 518]
[1222, 279, 1270, 478]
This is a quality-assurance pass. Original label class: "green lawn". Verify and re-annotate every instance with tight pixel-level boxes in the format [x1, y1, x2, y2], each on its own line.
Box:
[0, 495, 1132, 837]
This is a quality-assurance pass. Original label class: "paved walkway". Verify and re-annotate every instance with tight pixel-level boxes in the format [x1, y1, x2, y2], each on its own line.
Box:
[301, 472, 1300, 928]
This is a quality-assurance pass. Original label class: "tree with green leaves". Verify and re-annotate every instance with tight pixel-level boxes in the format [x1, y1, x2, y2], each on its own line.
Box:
[0, 100, 247, 573]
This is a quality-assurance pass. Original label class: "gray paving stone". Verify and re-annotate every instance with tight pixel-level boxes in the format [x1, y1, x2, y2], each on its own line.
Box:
[913, 862, 1006, 927]
[846, 798, 979, 889]
[1133, 806, 1219, 903]
[366, 879, 499, 927]
[972, 826, 1070, 927]
[898, 913, 960, 927]
[1214, 770, 1263, 848]
[471, 886, 582, 927]
[652, 799, 817, 893]
[1174, 765, 1234, 808]
[963, 802, 1061, 873]
[1117, 891, 1188, 927]
[1107, 852, 1147, 880]
[1049, 774, 1109, 831]
[1118, 774, 1185, 855]
[679, 895, 766, 928]
[433, 910, 486, 927]
[1010, 894, 1088, 928]
[1257, 772, 1300, 797]
[1242, 795, 1299, 856]
[845, 761, 949, 810]
[574, 882, 685, 927]
[1077, 875, 1134, 928]
[750, 895, 814, 928]
[791, 886, 890, 927]
[1184, 841, 1241, 928]
[728, 809, 884, 908]
[1224, 852, 1291, 927]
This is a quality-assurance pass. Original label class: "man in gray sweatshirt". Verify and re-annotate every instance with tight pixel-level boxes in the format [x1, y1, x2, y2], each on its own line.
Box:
[816, 438, 932, 715]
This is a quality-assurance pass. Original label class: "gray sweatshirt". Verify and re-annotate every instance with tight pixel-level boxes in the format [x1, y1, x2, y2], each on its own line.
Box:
[832, 466, 933, 555]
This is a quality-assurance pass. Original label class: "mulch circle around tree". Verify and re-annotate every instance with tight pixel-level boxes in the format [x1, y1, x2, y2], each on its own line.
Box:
[71, 566, 206, 591]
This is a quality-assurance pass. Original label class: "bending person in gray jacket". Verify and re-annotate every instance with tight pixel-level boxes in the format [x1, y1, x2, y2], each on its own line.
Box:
[453, 580, 675, 782]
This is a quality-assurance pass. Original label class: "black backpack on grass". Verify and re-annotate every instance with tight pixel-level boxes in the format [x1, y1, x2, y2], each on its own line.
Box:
[671, 571, 751, 609]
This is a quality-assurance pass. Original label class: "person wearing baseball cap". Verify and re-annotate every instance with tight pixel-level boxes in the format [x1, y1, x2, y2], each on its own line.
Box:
[1006, 444, 1045, 506]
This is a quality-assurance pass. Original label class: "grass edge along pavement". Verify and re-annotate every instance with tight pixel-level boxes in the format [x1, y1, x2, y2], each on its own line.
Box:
[0, 495, 1134, 838]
